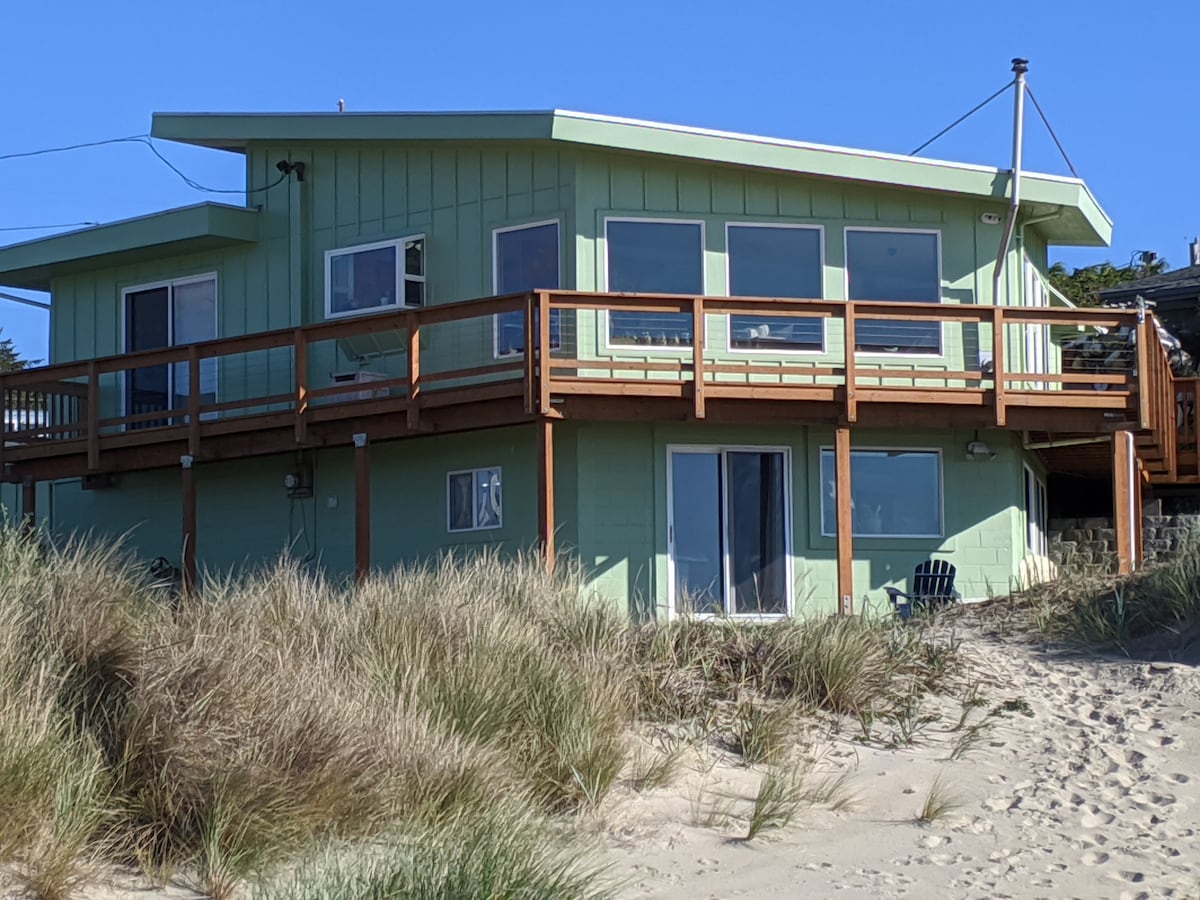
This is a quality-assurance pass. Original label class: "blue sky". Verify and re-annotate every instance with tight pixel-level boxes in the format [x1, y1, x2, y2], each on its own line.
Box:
[3, 0, 1198, 361]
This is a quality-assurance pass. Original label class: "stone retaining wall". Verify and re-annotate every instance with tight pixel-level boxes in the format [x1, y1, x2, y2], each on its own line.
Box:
[1048, 506, 1200, 568]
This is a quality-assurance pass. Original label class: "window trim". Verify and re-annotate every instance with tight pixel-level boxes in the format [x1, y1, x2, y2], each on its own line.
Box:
[491, 218, 562, 359]
[602, 216, 707, 354]
[665, 443, 794, 621]
[120, 272, 220, 416]
[818, 445, 945, 539]
[446, 466, 503, 533]
[323, 234, 425, 321]
[843, 226, 944, 359]
[724, 221, 826, 356]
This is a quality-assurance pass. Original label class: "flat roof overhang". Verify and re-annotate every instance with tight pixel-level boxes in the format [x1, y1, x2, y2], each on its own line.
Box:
[0, 203, 260, 291]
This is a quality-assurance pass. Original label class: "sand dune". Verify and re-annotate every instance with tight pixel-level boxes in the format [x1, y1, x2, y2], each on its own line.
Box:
[603, 625, 1200, 900]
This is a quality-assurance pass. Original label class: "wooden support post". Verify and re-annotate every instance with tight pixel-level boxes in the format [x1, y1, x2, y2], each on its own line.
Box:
[406, 313, 421, 431]
[692, 297, 706, 420]
[1136, 318, 1152, 430]
[537, 418, 555, 571]
[835, 426, 854, 615]
[523, 293, 536, 414]
[20, 476, 36, 535]
[843, 302, 857, 423]
[86, 360, 99, 471]
[1135, 466, 1146, 568]
[187, 345, 201, 458]
[354, 433, 370, 584]
[0, 375, 7, 472]
[538, 291, 552, 415]
[993, 306, 1007, 426]
[294, 329, 308, 444]
[1113, 430, 1136, 575]
[180, 455, 196, 594]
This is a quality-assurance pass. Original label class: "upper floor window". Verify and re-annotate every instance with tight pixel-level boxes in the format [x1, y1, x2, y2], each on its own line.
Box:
[845, 229, 941, 354]
[606, 219, 703, 347]
[325, 235, 424, 319]
[727, 224, 823, 352]
[494, 220, 561, 357]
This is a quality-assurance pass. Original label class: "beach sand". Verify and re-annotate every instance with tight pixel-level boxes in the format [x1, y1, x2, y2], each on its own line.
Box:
[601, 623, 1200, 899]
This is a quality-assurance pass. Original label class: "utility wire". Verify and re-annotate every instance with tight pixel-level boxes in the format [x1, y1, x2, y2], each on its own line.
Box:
[909, 79, 1015, 156]
[0, 222, 99, 233]
[0, 134, 290, 195]
[1025, 86, 1080, 179]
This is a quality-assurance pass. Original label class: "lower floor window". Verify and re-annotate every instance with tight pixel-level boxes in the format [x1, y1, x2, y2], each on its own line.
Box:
[669, 448, 789, 616]
[448, 467, 502, 532]
[819, 448, 942, 537]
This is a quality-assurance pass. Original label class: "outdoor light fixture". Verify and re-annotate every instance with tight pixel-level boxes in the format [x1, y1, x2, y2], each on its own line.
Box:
[965, 440, 996, 461]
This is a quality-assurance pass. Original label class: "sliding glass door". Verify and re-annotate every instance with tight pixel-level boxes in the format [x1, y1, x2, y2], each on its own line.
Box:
[669, 447, 790, 616]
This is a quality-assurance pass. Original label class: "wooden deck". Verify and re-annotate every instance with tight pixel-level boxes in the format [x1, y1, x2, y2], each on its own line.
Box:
[0, 291, 1182, 484]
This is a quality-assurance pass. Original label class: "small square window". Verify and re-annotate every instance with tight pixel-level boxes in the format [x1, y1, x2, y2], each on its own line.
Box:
[325, 235, 425, 318]
[448, 467, 502, 532]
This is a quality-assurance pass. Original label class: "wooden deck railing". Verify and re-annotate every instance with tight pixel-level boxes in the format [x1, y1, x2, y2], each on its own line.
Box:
[0, 291, 1172, 477]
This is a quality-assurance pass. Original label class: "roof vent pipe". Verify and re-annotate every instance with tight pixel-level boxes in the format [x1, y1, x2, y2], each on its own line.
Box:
[991, 58, 1028, 309]
[1190, 237, 1200, 267]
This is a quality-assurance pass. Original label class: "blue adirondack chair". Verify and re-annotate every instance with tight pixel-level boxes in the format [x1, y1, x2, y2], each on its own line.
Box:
[884, 560, 960, 619]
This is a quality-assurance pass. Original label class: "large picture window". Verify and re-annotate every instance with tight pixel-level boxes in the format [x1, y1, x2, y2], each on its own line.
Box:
[845, 229, 941, 353]
[606, 219, 703, 347]
[669, 447, 790, 616]
[325, 235, 425, 318]
[727, 224, 823, 351]
[820, 448, 943, 538]
[493, 221, 561, 357]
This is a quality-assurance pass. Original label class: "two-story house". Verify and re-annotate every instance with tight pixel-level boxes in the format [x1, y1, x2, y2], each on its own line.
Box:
[0, 110, 1183, 616]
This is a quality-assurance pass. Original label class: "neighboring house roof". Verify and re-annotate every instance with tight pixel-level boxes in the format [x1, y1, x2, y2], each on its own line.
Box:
[0, 203, 259, 291]
[150, 109, 1111, 246]
[1099, 265, 1200, 303]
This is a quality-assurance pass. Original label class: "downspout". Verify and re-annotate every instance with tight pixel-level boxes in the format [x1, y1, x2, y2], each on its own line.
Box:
[991, 58, 1028, 309]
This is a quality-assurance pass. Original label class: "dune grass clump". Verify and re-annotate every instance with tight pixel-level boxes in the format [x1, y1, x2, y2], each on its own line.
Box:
[1012, 536, 1200, 646]
[0, 520, 967, 897]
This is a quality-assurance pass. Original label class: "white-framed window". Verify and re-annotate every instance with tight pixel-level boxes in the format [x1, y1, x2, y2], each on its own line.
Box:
[844, 228, 942, 355]
[819, 447, 943, 538]
[667, 445, 792, 617]
[492, 220, 562, 357]
[605, 218, 704, 348]
[726, 223, 824, 353]
[447, 466, 502, 533]
[324, 235, 425, 319]
[1024, 464, 1048, 556]
[122, 273, 218, 424]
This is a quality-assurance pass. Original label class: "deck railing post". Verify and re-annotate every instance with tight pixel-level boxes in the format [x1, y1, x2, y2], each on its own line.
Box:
[1136, 318, 1152, 430]
[992, 306, 1006, 426]
[86, 361, 99, 471]
[538, 291, 551, 415]
[692, 297, 706, 419]
[843, 302, 857, 423]
[294, 329, 308, 444]
[523, 293, 536, 414]
[187, 345, 201, 458]
[406, 313, 421, 431]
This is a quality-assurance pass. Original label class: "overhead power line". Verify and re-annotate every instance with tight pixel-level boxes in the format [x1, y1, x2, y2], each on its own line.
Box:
[1025, 86, 1080, 179]
[0, 135, 289, 195]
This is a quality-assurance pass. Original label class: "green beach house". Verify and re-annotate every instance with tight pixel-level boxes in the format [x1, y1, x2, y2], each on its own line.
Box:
[0, 109, 1179, 617]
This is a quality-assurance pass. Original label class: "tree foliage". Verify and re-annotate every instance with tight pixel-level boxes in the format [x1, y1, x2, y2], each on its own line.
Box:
[0, 329, 33, 374]
[1048, 256, 1169, 307]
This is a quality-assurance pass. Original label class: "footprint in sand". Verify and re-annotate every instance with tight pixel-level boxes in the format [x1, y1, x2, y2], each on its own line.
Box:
[1081, 809, 1116, 828]
[1081, 849, 1110, 865]
[1165, 772, 1190, 784]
